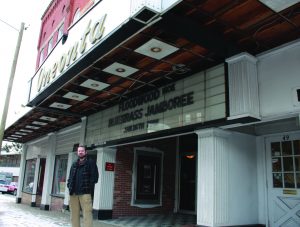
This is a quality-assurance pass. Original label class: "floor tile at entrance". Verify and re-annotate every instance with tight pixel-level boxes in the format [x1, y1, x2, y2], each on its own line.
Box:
[100, 214, 197, 227]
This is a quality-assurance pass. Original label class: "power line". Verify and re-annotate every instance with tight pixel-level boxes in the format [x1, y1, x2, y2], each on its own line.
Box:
[0, 18, 19, 32]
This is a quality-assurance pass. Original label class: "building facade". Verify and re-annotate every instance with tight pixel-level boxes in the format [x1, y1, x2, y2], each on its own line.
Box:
[0, 150, 21, 183]
[4, 1, 300, 226]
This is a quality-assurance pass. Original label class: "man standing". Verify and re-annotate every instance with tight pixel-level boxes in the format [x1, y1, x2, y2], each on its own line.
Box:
[67, 145, 99, 227]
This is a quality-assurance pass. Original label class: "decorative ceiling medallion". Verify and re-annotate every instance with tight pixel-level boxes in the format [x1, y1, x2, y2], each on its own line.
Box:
[32, 121, 48, 126]
[25, 125, 40, 130]
[80, 79, 109, 91]
[40, 116, 57, 122]
[49, 102, 72, 109]
[102, 62, 138, 77]
[134, 38, 179, 60]
[63, 92, 88, 101]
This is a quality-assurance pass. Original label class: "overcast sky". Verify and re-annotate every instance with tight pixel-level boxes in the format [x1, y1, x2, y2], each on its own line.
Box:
[0, 1, 52, 128]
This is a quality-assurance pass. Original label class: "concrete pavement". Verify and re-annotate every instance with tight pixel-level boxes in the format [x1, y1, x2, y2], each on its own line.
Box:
[0, 193, 197, 227]
[0, 193, 116, 227]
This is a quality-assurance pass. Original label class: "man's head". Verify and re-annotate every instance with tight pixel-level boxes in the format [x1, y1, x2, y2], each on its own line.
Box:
[77, 145, 87, 159]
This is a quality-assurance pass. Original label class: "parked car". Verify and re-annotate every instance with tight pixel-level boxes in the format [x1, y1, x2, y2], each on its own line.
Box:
[7, 182, 18, 196]
[0, 181, 18, 195]
[0, 180, 9, 193]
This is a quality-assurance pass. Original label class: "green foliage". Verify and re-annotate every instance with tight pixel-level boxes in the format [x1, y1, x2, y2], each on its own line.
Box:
[2, 142, 22, 153]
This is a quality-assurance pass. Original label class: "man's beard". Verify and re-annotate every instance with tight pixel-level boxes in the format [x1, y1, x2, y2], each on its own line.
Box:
[79, 154, 87, 159]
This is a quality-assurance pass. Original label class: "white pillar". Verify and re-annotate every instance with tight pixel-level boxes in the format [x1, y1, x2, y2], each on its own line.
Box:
[93, 147, 116, 219]
[79, 116, 87, 145]
[31, 157, 41, 206]
[196, 128, 230, 227]
[16, 144, 28, 203]
[226, 52, 260, 120]
[40, 133, 56, 210]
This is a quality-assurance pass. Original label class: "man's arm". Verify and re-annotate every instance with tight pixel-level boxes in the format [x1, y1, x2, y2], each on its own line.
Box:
[90, 160, 99, 184]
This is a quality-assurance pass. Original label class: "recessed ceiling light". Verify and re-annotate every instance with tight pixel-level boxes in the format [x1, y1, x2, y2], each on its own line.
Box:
[134, 38, 179, 60]
[20, 129, 33, 132]
[63, 92, 88, 101]
[26, 125, 40, 130]
[80, 79, 109, 91]
[49, 102, 72, 109]
[116, 68, 126, 73]
[11, 135, 22, 138]
[103, 62, 138, 77]
[32, 121, 48, 126]
[15, 132, 28, 135]
[40, 116, 57, 122]
[151, 47, 162, 53]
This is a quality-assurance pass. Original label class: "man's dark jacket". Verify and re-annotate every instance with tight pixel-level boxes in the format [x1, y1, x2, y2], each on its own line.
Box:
[67, 158, 99, 195]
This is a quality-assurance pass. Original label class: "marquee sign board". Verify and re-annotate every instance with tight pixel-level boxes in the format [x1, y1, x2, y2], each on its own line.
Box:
[86, 64, 226, 145]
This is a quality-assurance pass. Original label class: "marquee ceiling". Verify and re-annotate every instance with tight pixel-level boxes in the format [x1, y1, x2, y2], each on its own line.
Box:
[4, 0, 300, 143]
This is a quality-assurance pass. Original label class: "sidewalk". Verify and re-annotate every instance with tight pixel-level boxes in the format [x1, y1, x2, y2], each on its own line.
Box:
[0, 193, 116, 227]
[0, 194, 197, 227]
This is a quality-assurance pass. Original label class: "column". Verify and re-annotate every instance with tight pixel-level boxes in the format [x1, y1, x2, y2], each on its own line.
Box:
[31, 157, 41, 207]
[40, 133, 56, 210]
[196, 128, 230, 227]
[16, 144, 28, 203]
[93, 147, 116, 220]
[226, 52, 260, 120]
[79, 116, 87, 145]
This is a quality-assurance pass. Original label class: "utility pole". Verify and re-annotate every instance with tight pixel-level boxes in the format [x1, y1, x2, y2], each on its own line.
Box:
[0, 22, 25, 150]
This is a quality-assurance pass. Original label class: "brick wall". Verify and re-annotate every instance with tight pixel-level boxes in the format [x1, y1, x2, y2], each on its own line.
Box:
[35, 195, 42, 207]
[51, 196, 64, 211]
[21, 193, 42, 207]
[21, 193, 32, 206]
[112, 137, 176, 218]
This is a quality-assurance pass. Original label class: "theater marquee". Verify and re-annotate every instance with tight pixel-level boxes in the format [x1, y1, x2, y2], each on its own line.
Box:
[86, 64, 226, 145]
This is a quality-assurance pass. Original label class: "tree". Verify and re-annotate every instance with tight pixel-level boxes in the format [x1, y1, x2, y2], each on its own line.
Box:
[2, 142, 22, 153]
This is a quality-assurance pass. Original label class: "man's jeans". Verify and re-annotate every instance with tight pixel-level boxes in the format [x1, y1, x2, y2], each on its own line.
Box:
[69, 194, 93, 227]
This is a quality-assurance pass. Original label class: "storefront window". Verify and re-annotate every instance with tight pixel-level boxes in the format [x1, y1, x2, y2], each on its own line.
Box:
[132, 149, 163, 206]
[57, 23, 64, 41]
[23, 159, 36, 193]
[52, 154, 68, 196]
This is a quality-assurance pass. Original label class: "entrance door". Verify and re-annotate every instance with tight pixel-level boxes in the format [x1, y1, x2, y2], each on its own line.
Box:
[178, 134, 197, 213]
[37, 158, 46, 195]
[179, 153, 196, 212]
[266, 133, 300, 227]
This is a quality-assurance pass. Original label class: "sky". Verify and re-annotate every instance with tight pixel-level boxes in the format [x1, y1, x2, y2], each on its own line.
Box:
[0, 1, 52, 129]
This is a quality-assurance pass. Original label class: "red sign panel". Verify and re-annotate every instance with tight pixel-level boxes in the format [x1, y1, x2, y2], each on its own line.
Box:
[105, 162, 115, 171]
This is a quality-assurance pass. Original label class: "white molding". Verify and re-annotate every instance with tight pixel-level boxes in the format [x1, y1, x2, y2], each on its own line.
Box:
[257, 38, 300, 59]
